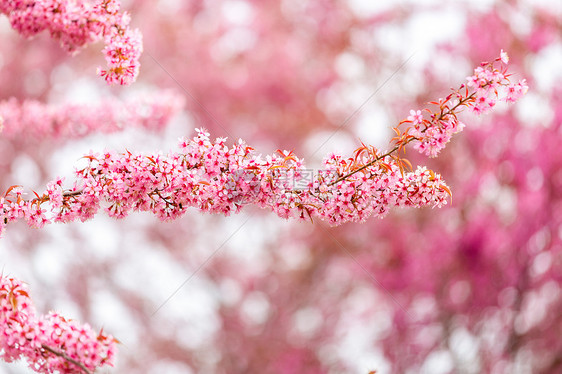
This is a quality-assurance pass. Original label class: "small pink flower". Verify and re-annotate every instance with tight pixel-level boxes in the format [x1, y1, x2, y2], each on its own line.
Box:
[504, 79, 529, 103]
[500, 49, 509, 64]
[407, 110, 424, 125]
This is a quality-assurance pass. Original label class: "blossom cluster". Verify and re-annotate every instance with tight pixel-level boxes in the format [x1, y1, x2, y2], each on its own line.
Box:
[0, 128, 451, 236]
[0, 0, 143, 85]
[95, 0, 143, 85]
[0, 275, 117, 373]
[0, 91, 184, 140]
[398, 50, 528, 157]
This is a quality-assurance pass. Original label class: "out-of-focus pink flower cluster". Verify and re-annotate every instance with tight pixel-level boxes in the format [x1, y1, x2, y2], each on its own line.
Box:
[0, 275, 117, 373]
[0, 0, 143, 85]
[0, 91, 184, 140]
[0, 128, 450, 236]
[401, 51, 528, 157]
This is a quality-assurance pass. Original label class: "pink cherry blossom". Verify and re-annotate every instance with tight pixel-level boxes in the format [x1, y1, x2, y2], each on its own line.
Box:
[0, 0, 143, 85]
[407, 110, 424, 126]
[505, 79, 529, 103]
[401, 51, 525, 157]
[0, 127, 451, 234]
[0, 92, 183, 140]
[0, 275, 117, 373]
[500, 49, 509, 64]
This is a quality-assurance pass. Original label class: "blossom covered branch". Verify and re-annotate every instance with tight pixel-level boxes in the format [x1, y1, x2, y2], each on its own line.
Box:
[0, 53, 527, 236]
[0, 132, 451, 233]
[0, 92, 184, 140]
[0, 275, 117, 373]
[403, 50, 527, 157]
[0, 0, 143, 85]
[333, 52, 527, 183]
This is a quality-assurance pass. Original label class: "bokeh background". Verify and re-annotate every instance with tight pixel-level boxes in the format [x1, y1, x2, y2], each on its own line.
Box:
[1, 0, 561, 373]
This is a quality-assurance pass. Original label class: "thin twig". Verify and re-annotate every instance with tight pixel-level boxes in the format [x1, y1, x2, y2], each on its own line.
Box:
[329, 91, 477, 186]
[41, 344, 93, 374]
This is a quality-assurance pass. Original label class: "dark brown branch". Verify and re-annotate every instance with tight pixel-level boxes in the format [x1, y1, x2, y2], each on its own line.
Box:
[41, 344, 93, 374]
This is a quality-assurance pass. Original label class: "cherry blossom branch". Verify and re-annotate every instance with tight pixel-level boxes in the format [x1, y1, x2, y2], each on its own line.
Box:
[0, 52, 527, 236]
[0, 92, 184, 140]
[0, 131, 452, 233]
[329, 92, 475, 185]
[0, 0, 143, 85]
[333, 51, 527, 184]
[0, 275, 117, 373]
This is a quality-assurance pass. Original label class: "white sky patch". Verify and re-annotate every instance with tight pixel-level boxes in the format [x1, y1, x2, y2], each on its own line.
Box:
[479, 172, 518, 223]
[222, 214, 274, 274]
[335, 52, 366, 80]
[0, 16, 13, 34]
[111, 241, 198, 307]
[354, 105, 393, 149]
[420, 350, 454, 374]
[241, 291, 270, 325]
[505, 3, 534, 38]
[515, 281, 561, 335]
[348, 0, 397, 17]
[530, 43, 562, 93]
[59, 78, 103, 104]
[514, 92, 554, 128]
[336, 321, 391, 373]
[10, 153, 41, 187]
[304, 129, 357, 164]
[219, 277, 243, 307]
[76, 216, 120, 260]
[90, 288, 141, 344]
[292, 306, 323, 338]
[49, 65, 102, 105]
[333, 285, 393, 373]
[170, 280, 221, 350]
[221, 0, 255, 25]
[276, 237, 314, 271]
[449, 327, 481, 372]
[531, 251, 552, 277]
[403, 10, 466, 69]
[32, 241, 68, 285]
